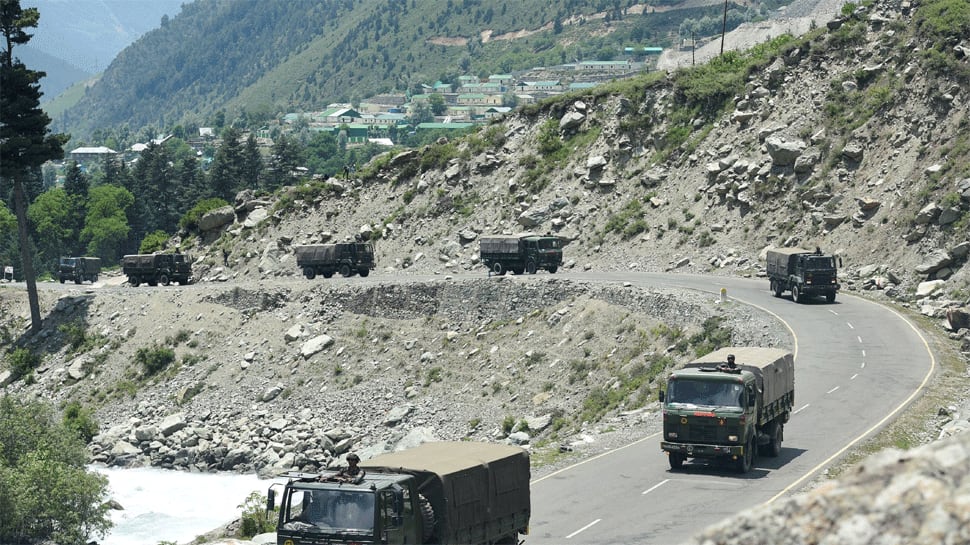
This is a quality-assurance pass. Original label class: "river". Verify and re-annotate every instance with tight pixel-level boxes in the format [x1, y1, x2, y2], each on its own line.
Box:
[92, 466, 269, 545]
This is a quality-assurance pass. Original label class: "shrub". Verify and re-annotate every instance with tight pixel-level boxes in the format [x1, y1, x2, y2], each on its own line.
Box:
[238, 491, 276, 538]
[139, 230, 170, 253]
[135, 345, 176, 376]
[0, 395, 112, 544]
[7, 348, 40, 380]
[62, 401, 99, 444]
[178, 197, 230, 231]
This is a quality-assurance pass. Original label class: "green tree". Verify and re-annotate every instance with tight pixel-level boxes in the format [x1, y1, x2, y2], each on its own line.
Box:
[0, 0, 70, 333]
[27, 188, 75, 271]
[266, 133, 304, 191]
[80, 184, 133, 261]
[0, 395, 112, 544]
[62, 160, 89, 198]
[242, 132, 263, 190]
[208, 126, 244, 201]
[0, 199, 16, 270]
[429, 93, 447, 116]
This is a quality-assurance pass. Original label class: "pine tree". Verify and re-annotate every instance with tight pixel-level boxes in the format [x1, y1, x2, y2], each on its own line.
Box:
[0, 0, 70, 333]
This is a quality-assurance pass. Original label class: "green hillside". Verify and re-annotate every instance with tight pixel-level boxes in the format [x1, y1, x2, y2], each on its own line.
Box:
[53, 0, 784, 139]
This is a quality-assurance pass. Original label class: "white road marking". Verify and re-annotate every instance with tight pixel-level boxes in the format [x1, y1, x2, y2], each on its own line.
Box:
[827, 386, 840, 394]
[847, 322, 854, 329]
[862, 350, 866, 357]
[566, 519, 601, 539]
[793, 404, 810, 415]
[642, 479, 669, 495]
[858, 336, 863, 343]
[861, 361, 866, 369]
[850, 373, 858, 380]
[828, 310, 839, 316]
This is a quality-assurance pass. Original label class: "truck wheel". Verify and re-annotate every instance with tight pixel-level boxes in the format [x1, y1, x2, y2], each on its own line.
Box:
[339, 264, 352, 277]
[768, 423, 783, 457]
[826, 292, 836, 303]
[359, 268, 370, 277]
[791, 285, 802, 303]
[322, 271, 333, 278]
[303, 267, 316, 280]
[736, 436, 754, 473]
[492, 262, 505, 276]
[74, 277, 82, 284]
[668, 453, 685, 470]
[548, 265, 558, 274]
[418, 494, 436, 542]
[513, 266, 524, 275]
[92, 275, 99, 282]
[130, 277, 140, 287]
[59, 277, 65, 284]
[158, 274, 170, 286]
[526, 260, 537, 274]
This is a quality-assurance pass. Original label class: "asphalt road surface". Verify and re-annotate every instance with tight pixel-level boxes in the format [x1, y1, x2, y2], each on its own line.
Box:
[7, 269, 934, 544]
[527, 271, 934, 545]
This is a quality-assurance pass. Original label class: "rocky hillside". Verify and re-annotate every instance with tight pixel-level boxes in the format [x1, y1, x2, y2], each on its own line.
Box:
[2, 0, 969, 543]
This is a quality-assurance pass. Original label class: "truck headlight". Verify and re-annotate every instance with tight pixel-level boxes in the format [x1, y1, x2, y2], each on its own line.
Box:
[727, 435, 739, 442]
[668, 432, 678, 439]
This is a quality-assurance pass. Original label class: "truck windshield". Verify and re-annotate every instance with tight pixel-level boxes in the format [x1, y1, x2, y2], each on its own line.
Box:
[668, 379, 743, 408]
[803, 256, 835, 270]
[537, 238, 560, 249]
[60, 257, 76, 267]
[282, 488, 375, 535]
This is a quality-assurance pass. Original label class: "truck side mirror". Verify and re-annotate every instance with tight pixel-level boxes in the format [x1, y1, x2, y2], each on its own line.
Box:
[838, 256, 843, 268]
[658, 390, 665, 403]
[266, 489, 276, 512]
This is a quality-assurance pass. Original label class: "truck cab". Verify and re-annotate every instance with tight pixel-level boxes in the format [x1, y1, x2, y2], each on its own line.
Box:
[273, 472, 419, 545]
[659, 347, 794, 473]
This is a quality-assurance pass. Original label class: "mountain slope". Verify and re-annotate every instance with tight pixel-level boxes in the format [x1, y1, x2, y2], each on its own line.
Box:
[54, 0, 783, 137]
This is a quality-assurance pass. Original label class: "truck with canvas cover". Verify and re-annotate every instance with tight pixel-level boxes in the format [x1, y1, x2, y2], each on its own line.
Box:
[121, 253, 192, 287]
[765, 246, 841, 303]
[294, 243, 375, 279]
[268, 441, 531, 545]
[659, 347, 795, 473]
[58, 256, 101, 284]
[479, 233, 563, 275]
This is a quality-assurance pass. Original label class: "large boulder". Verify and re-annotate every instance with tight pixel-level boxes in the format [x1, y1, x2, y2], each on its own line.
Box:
[765, 136, 806, 166]
[198, 206, 235, 232]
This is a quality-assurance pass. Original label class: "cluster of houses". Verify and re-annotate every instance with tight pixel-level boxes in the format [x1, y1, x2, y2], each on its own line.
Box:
[69, 52, 663, 163]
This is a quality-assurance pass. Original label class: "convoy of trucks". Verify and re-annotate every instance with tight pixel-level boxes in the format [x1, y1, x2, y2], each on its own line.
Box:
[121, 253, 193, 287]
[294, 243, 376, 279]
[268, 441, 531, 545]
[479, 233, 563, 275]
[659, 347, 795, 473]
[765, 246, 841, 303]
[58, 256, 101, 284]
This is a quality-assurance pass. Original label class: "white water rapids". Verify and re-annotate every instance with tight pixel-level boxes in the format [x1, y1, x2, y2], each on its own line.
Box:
[92, 466, 269, 545]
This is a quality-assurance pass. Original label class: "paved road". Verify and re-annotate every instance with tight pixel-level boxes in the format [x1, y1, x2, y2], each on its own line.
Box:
[527, 271, 934, 545]
[7, 269, 934, 544]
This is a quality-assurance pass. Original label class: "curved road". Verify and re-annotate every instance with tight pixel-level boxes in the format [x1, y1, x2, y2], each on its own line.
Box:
[527, 271, 935, 545]
[9, 269, 935, 544]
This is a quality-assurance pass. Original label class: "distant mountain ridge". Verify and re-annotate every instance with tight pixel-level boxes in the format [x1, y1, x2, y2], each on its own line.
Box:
[51, 0, 788, 139]
[23, 0, 183, 99]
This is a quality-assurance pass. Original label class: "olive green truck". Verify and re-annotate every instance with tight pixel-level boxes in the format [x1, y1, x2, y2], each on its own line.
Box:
[765, 246, 841, 303]
[268, 441, 531, 545]
[659, 347, 794, 473]
[294, 243, 375, 279]
[479, 234, 563, 275]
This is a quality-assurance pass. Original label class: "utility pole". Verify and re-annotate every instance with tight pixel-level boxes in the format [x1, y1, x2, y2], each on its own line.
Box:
[720, 0, 728, 55]
[692, 30, 696, 65]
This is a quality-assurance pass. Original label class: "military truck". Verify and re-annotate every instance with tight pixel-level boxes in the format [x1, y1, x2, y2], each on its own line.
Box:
[659, 347, 795, 473]
[765, 246, 841, 303]
[121, 253, 192, 287]
[58, 256, 101, 284]
[294, 243, 375, 279]
[268, 441, 531, 545]
[479, 233, 563, 275]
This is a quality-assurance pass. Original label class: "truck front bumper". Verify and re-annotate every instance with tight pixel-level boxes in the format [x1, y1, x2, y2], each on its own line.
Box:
[801, 283, 839, 294]
[661, 441, 743, 458]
